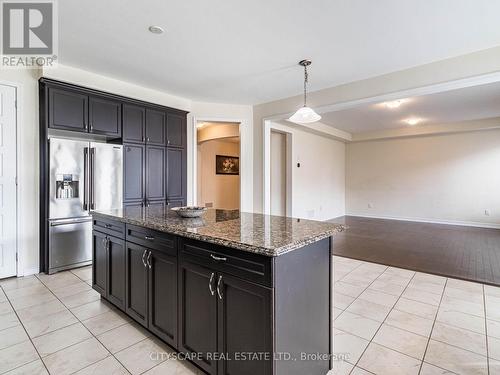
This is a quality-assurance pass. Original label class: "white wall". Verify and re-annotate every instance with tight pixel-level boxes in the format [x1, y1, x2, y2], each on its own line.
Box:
[253, 46, 500, 213]
[266, 122, 345, 221]
[0, 68, 41, 275]
[346, 129, 500, 227]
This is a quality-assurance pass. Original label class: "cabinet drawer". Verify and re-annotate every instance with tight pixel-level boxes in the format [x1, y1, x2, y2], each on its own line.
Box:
[126, 224, 177, 256]
[179, 238, 272, 287]
[92, 217, 125, 238]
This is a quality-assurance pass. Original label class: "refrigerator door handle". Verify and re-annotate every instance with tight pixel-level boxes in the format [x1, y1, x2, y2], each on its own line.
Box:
[90, 147, 96, 210]
[83, 147, 89, 211]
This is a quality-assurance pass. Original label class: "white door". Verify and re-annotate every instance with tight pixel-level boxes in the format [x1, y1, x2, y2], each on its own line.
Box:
[0, 85, 17, 278]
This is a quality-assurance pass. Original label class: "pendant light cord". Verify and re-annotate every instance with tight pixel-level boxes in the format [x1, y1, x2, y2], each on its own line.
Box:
[303, 64, 308, 107]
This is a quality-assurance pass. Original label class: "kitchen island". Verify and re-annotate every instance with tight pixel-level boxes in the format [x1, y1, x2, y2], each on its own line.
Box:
[91, 207, 345, 375]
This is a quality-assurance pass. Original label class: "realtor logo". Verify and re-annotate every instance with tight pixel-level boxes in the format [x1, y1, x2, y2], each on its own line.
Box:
[1, 0, 58, 67]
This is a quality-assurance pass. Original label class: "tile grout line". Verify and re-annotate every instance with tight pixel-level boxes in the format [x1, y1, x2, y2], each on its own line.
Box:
[0, 284, 52, 375]
[35, 271, 155, 374]
[348, 267, 418, 374]
[417, 277, 448, 375]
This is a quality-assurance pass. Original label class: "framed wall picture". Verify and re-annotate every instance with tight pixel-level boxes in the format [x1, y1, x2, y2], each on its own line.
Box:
[216, 155, 239, 175]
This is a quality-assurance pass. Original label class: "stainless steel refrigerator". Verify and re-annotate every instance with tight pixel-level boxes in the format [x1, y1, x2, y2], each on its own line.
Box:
[48, 138, 122, 273]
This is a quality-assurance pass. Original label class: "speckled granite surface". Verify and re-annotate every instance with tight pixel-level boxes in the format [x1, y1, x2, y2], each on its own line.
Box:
[92, 207, 346, 257]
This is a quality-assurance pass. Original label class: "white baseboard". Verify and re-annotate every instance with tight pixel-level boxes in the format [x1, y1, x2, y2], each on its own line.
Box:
[344, 212, 500, 229]
[19, 267, 39, 277]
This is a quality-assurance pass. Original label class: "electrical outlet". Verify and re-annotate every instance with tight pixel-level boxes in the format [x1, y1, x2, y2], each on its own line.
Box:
[307, 210, 315, 218]
[368, 203, 373, 209]
[485, 209, 490, 216]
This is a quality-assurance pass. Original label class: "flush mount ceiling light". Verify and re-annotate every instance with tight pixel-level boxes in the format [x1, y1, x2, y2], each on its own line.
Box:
[288, 60, 321, 124]
[384, 99, 406, 109]
[148, 25, 164, 34]
[404, 118, 422, 126]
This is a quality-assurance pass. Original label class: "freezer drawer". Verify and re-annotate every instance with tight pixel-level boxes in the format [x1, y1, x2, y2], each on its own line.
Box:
[49, 218, 92, 273]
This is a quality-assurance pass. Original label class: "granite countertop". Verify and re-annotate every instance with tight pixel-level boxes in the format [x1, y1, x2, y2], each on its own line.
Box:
[92, 207, 346, 257]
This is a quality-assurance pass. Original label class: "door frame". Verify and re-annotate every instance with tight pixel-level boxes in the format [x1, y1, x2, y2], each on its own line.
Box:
[0, 81, 19, 277]
[263, 121, 293, 216]
[189, 116, 253, 212]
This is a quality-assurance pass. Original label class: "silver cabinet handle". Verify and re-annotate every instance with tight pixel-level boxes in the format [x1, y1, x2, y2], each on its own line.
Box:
[208, 272, 215, 296]
[141, 249, 147, 267]
[147, 251, 152, 269]
[105, 223, 112, 228]
[210, 254, 227, 262]
[217, 275, 223, 300]
[144, 236, 155, 241]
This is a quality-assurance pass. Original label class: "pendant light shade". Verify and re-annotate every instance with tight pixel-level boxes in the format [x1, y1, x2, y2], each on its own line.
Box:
[288, 106, 321, 124]
[289, 59, 321, 124]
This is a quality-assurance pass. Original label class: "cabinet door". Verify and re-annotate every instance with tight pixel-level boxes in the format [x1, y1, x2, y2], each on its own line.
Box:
[92, 231, 107, 296]
[217, 274, 272, 375]
[124, 200, 144, 209]
[107, 236, 126, 310]
[166, 113, 185, 148]
[167, 148, 185, 200]
[89, 96, 121, 136]
[166, 199, 185, 209]
[179, 261, 217, 375]
[125, 242, 149, 327]
[123, 104, 145, 144]
[146, 109, 166, 146]
[124, 144, 145, 202]
[48, 87, 88, 131]
[146, 146, 166, 201]
[148, 250, 177, 347]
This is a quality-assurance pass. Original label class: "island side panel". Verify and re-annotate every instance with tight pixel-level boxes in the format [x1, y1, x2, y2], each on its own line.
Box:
[273, 237, 331, 375]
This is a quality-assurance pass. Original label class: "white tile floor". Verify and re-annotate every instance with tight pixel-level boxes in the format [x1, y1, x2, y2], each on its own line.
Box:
[0, 257, 499, 374]
[332, 256, 500, 375]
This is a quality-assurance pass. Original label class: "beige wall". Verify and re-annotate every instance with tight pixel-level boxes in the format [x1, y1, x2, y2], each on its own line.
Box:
[346, 129, 500, 227]
[197, 140, 240, 209]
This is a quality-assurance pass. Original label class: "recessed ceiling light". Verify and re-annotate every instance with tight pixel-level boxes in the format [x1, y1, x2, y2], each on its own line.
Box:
[384, 99, 406, 109]
[148, 25, 164, 34]
[404, 118, 422, 126]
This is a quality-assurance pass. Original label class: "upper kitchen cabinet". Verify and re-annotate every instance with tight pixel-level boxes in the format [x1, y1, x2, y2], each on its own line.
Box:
[122, 104, 146, 144]
[166, 112, 186, 148]
[48, 87, 88, 132]
[146, 109, 166, 146]
[89, 96, 121, 137]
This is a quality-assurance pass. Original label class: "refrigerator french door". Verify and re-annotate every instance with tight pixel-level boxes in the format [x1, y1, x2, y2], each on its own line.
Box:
[48, 138, 122, 273]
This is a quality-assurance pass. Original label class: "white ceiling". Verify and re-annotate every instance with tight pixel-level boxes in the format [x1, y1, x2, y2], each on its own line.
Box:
[59, 0, 500, 105]
[320, 81, 500, 134]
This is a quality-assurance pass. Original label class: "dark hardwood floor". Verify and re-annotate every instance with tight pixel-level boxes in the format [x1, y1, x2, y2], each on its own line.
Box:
[330, 216, 500, 286]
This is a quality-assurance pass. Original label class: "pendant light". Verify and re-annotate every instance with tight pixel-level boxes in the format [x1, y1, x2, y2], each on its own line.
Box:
[288, 59, 321, 124]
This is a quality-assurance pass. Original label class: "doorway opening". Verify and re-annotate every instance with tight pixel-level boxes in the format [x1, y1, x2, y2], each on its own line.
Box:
[196, 121, 240, 210]
[270, 130, 288, 216]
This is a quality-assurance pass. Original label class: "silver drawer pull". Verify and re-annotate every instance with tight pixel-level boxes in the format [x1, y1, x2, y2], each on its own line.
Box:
[208, 272, 215, 296]
[104, 224, 112, 228]
[217, 275, 223, 300]
[210, 254, 227, 262]
[142, 249, 147, 267]
[147, 251, 152, 269]
[144, 236, 155, 241]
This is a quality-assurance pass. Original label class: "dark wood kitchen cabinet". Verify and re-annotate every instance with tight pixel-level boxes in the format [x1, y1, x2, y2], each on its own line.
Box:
[217, 274, 272, 375]
[146, 109, 166, 146]
[125, 242, 149, 327]
[92, 229, 126, 310]
[89, 96, 121, 136]
[146, 146, 166, 202]
[166, 112, 186, 148]
[48, 87, 88, 132]
[167, 148, 186, 204]
[122, 104, 146, 144]
[148, 249, 178, 347]
[178, 261, 218, 374]
[123, 144, 145, 203]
